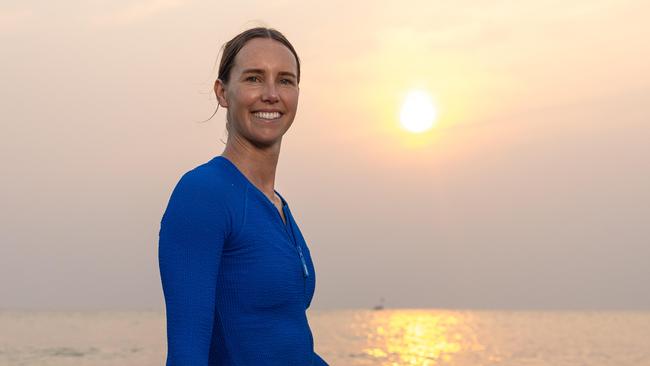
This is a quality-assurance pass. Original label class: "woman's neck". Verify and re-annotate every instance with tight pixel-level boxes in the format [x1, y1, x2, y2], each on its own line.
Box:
[221, 136, 282, 199]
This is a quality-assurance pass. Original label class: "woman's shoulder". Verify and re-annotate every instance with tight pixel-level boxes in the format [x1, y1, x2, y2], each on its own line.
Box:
[170, 156, 247, 205]
[161, 158, 247, 237]
[179, 155, 240, 185]
[162, 157, 247, 228]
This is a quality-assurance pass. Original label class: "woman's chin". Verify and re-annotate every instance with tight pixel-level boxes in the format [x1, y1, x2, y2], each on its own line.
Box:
[247, 132, 284, 149]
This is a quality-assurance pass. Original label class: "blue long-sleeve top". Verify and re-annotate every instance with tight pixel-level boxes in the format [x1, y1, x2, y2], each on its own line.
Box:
[158, 155, 328, 365]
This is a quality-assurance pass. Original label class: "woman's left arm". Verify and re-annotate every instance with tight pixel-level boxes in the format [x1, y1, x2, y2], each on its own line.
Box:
[158, 169, 231, 365]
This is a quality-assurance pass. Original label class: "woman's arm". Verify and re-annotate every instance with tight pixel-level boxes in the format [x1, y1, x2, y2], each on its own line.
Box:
[158, 169, 230, 365]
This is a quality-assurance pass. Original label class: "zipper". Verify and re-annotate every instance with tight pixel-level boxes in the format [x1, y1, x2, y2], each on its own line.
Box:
[265, 190, 310, 278]
[286, 210, 309, 305]
[296, 239, 310, 278]
[283, 206, 310, 278]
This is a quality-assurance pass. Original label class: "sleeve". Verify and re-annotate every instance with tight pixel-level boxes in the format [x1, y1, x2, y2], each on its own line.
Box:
[158, 170, 231, 366]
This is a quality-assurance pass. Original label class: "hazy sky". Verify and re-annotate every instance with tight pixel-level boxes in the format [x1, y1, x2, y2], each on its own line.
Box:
[2, 0, 649, 310]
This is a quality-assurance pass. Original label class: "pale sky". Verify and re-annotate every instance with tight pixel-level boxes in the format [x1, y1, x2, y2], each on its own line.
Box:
[1, 0, 649, 310]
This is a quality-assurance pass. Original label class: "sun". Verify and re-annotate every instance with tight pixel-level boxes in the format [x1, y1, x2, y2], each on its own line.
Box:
[399, 90, 438, 133]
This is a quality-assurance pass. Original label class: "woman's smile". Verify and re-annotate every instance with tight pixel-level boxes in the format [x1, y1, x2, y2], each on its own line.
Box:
[251, 110, 284, 121]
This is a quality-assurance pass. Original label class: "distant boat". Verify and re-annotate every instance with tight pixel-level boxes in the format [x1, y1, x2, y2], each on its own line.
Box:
[372, 297, 385, 311]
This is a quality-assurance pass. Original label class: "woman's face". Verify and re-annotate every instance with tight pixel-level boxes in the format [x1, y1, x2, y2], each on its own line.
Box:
[215, 38, 299, 148]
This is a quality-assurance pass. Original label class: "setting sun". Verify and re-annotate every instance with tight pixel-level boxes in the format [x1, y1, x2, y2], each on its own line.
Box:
[399, 90, 437, 133]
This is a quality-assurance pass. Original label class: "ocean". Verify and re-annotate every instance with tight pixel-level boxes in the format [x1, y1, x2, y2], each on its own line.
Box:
[1, 309, 648, 365]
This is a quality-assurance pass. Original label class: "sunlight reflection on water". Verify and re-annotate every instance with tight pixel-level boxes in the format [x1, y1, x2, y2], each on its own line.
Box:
[309, 309, 650, 366]
[358, 310, 483, 365]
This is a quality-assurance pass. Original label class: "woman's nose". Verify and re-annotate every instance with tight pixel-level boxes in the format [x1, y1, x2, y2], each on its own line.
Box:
[262, 80, 279, 103]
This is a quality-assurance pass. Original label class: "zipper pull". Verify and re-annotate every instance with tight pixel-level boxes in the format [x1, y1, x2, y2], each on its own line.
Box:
[297, 245, 310, 278]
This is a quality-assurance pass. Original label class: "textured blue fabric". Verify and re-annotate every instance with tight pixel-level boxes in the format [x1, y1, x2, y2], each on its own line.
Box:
[159, 155, 328, 366]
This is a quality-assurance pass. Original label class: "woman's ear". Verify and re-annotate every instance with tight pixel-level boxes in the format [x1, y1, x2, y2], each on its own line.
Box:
[214, 79, 228, 108]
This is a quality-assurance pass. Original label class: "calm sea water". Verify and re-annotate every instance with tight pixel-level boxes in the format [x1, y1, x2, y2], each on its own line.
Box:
[1, 309, 649, 365]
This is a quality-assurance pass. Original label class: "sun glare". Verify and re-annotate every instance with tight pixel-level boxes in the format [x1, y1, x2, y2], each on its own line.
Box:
[399, 90, 437, 133]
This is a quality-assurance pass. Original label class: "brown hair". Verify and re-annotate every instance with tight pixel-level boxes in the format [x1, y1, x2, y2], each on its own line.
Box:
[204, 27, 301, 126]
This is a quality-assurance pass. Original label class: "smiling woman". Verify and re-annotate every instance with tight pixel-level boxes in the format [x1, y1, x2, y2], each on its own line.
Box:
[158, 27, 329, 366]
[214, 36, 300, 147]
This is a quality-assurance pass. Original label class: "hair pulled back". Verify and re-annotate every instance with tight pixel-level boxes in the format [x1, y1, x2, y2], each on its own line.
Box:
[218, 27, 301, 85]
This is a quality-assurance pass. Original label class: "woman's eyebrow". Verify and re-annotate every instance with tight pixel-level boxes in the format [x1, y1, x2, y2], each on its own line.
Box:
[241, 68, 296, 78]
[241, 68, 264, 75]
[278, 71, 297, 79]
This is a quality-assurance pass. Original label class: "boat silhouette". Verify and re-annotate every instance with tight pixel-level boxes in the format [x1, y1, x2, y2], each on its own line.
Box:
[372, 297, 385, 311]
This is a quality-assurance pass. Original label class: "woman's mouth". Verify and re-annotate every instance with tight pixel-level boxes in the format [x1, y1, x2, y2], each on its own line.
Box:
[252, 111, 283, 121]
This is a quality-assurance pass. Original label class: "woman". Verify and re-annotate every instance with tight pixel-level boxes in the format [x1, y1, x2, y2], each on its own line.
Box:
[158, 27, 329, 365]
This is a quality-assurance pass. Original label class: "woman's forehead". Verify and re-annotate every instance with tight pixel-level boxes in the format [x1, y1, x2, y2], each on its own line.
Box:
[233, 38, 297, 73]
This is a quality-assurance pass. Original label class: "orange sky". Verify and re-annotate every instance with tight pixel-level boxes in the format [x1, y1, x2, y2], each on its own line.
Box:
[1, 0, 649, 310]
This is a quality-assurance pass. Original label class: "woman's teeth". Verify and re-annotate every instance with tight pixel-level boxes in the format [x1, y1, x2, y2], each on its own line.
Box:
[253, 111, 282, 120]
